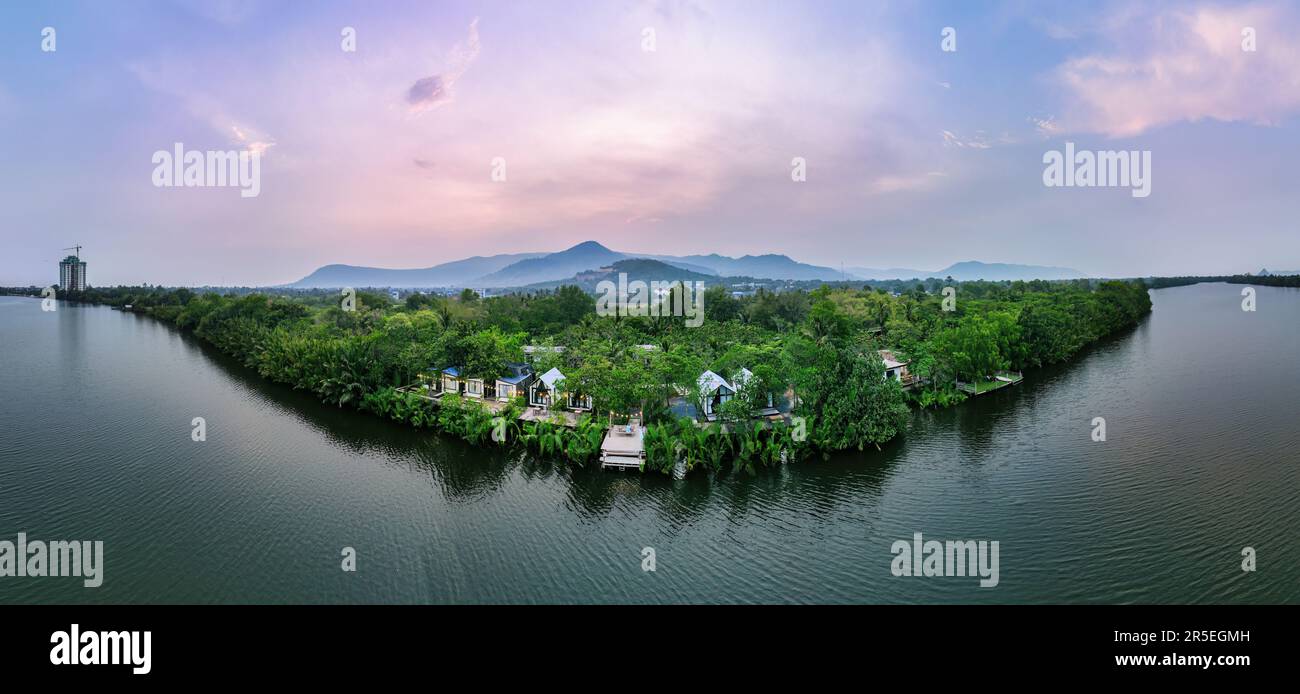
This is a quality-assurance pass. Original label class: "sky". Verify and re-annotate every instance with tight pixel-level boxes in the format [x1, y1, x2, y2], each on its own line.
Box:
[1, 0, 1298, 286]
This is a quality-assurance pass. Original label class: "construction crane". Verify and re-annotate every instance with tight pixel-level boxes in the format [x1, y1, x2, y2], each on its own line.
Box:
[63, 245, 83, 257]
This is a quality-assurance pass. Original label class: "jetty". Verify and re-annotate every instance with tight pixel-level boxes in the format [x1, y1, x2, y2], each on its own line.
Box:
[957, 371, 1024, 396]
[599, 418, 646, 471]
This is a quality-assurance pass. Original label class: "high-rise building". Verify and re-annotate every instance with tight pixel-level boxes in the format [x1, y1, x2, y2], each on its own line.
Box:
[59, 255, 87, 291]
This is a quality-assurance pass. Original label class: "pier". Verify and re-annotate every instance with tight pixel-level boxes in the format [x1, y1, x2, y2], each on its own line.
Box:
[599, 419, 646, 470]
[957, 371, 1024, 396]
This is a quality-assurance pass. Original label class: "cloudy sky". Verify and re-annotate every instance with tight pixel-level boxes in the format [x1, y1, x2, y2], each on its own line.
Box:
[2, 0, 1298, 286]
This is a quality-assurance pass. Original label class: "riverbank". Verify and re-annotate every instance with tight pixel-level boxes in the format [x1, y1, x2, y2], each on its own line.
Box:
[0, 279, 1152, 475]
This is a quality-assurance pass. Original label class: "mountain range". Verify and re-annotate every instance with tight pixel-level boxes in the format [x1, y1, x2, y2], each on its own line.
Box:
[286, 241, 1086, 288]
[524, 258, 719, 292]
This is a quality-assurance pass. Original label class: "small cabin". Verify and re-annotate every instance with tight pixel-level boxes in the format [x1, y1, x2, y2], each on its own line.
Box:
[441, 366, 465, 395]
[495, 362, 535, 402]
[529, 367, 565, 408]
[697, 370, 735, 420]
[441, 366, 487, 398]
[529, 367, 591, 411]
[879, 350, 913, 385]
[566, 391, 593, 411]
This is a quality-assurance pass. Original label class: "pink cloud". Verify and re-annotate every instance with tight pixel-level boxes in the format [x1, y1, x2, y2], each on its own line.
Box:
[1054, 2, 1300, 137]
[407, 18, 481, 115]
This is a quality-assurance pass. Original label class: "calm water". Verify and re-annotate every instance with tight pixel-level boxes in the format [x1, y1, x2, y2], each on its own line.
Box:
[0, 283, 1297, 604]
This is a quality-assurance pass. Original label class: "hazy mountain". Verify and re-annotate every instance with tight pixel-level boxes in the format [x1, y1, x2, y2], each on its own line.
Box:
[1259, 268, 1300, 276]
[289, 240, 1086, 289]
[476, 241, 626, 287]
[846, 266, 935, 280]
[287, 252, 544, 288]
[846, 261, 1085, 281]
[525, 258, 717, 292]
[937, 261, 1085, 281]
[479, 241, 855, 286]
[479, 241, 840, 286]
[671, 253, 847, 280]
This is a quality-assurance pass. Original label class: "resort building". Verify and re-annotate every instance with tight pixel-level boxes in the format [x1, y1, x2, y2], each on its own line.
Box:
[529, 367, 565, 408]
[567, 391, 593, 411]
[495, 363, 535, 402]
[440, 367, 469, 396]
[879, 350, 915, 387]
[697, 370, 735, 420]
[528, 367, 592, 411]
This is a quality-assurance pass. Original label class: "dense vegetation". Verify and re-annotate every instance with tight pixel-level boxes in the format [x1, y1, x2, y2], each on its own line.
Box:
[3, 277, 1152, 474]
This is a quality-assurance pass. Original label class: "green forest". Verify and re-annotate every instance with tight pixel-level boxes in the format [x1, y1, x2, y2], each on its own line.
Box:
[6, 278, 1152, 474]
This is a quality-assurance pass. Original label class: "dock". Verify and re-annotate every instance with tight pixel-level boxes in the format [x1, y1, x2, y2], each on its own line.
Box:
[599, 420, 646, 470]
[957, 371, 1024, 396]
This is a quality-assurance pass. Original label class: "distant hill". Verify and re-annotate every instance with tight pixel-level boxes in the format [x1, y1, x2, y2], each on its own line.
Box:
[476, 241, 626, 287]
[287, 240, 1087, 288]
[936, 261, 1085, 281]
[846, 266, 935, 280]
[287, 252, 544, 288]
[667, 253, 847, 281]
[525, 258, 717, 292]
[847, 260, 1085, 282]
[479, 242, 841, 286]
[1259, 268, 1300, 276]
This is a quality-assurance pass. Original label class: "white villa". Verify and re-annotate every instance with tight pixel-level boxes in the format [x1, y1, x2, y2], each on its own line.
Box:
[440, 366, 484, 398]
[528, 367, 592, 411]
[879, 350, 913, 386]
[697, 370, 736, 420]
[440, 366, 464, 395]
[697, 368, 780, 421]
[495, 362, 535, 402]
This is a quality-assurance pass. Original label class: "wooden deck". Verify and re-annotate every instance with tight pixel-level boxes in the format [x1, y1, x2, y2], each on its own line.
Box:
[956, 371, 1024, 396]
[600, 422, 646, 470]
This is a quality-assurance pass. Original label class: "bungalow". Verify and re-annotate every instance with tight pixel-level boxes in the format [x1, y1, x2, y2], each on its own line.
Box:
[529, 367, 562, 408]
[879, 350, 913, 386]
[440, 366, 485, 399]
[567, 390, 594, 411]
[528, 367, 592, 410]
[495, 362, 535, 402]
[697, 370, 736, 420]
[440, 366, 464, 395]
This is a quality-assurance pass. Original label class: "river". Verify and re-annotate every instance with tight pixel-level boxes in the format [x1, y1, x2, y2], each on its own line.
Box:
[0, 282, 1296, 603]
